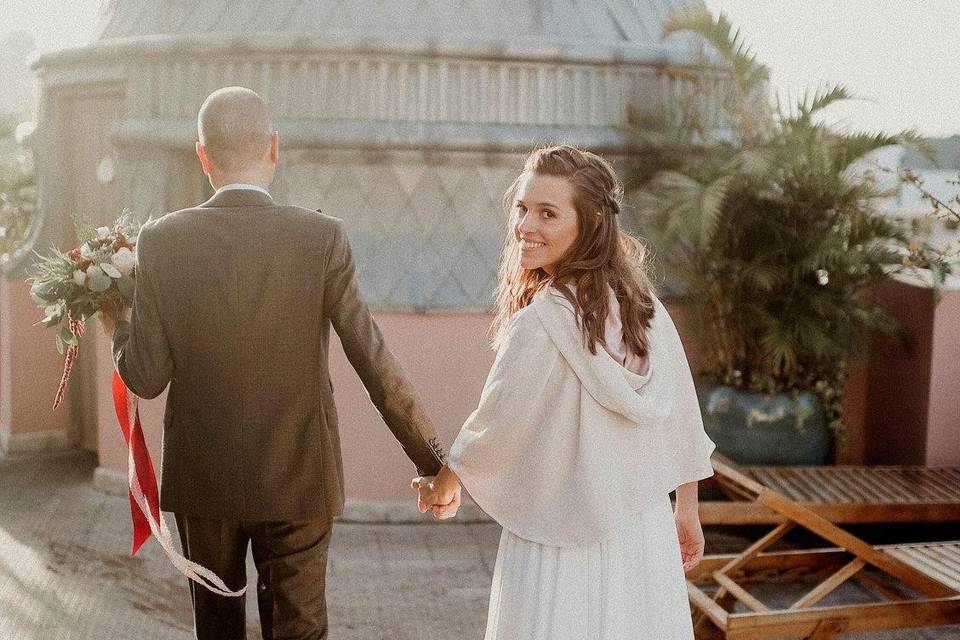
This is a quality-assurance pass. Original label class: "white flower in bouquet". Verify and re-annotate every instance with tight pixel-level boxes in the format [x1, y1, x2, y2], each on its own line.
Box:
[72, 269, 87, 287]
[96, 226, 111, 239]
[111, 247, 136, 276]
[85, 265, 112, 293]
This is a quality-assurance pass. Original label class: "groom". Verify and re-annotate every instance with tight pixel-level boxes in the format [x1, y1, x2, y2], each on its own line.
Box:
[99, 86, 460, 639]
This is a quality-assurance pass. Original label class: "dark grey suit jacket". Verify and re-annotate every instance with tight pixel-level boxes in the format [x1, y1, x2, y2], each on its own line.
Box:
[112, 188, 445, 521]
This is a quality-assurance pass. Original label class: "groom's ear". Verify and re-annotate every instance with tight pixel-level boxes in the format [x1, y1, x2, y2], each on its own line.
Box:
[196, 141, 212, 174]
[269, 131, 279, 164]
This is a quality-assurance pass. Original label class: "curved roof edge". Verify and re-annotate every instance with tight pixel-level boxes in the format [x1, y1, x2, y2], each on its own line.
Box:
[33, 32, 691, 70]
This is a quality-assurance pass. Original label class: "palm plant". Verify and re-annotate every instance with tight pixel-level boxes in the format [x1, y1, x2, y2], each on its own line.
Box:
[629, 6, 950, 447]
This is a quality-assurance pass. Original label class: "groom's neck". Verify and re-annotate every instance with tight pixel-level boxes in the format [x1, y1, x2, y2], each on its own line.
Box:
[208, 173, 272, 192]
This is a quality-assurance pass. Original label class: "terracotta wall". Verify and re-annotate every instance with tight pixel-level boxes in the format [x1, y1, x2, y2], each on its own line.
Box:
[0, 279, 72, 454]
[864, 276, 960, 467]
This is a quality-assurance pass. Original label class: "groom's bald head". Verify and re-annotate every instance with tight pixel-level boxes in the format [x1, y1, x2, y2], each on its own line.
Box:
[197, 87, 273, 173]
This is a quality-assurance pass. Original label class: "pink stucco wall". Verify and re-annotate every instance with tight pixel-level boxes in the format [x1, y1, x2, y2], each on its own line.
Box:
[0, 278, 73, 448]
[89, 301, 707, 502]
[863, 276, 960, 467]
[923, 282, 960, 467]
[93, 313, 496, 501]
[5, 276, 952, 502]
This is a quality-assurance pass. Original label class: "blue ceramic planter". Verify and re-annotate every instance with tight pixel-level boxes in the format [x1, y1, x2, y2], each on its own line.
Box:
[696, 383, 831, 465]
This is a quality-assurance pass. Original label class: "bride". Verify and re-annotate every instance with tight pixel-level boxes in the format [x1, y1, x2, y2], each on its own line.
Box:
[414, 145, 716, 639]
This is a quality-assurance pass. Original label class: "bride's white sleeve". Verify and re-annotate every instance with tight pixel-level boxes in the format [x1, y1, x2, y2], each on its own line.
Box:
[657, 301, 716, 492]
[446, 307, 560, 513]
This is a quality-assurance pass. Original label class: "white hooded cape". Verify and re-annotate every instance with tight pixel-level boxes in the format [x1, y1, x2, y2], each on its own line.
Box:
[447, 289, 716, 547]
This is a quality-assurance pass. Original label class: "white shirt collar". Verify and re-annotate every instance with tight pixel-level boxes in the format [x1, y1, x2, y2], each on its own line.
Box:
[216, 183, 271, 197]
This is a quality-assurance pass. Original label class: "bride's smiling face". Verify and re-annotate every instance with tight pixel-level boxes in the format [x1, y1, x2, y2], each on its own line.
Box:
[512, 173, 580, 274]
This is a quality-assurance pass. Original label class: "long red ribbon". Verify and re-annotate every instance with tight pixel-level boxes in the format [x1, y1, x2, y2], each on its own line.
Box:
[111, 370, 159, 555]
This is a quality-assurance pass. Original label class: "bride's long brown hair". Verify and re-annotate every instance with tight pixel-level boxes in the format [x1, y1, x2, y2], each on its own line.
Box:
[490, 145, 657, 357]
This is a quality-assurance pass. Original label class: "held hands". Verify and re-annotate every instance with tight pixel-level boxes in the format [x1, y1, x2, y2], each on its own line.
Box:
[410, 465, 462, 520]
[674, 507, 705, 573]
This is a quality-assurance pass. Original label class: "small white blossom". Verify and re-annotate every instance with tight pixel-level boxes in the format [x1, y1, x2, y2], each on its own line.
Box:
[111, 247, 136, 276]
[72, 269, 87, 287]
[96, 226, 111, 239]
[816, 269, 830, 286]
[86, 264, 104, 279]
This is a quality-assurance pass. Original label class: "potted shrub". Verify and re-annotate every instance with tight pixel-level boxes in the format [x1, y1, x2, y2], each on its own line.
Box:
[628, 7, 951, 464]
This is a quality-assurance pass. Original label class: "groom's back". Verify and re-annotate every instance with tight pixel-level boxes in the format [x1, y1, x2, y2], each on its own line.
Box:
[140, 188, 346, 520]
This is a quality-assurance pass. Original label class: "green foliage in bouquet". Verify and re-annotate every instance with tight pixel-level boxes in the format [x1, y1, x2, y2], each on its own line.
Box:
[29, 213, 141, 355]
[0, 113, 35, 257]
[627, 6, 952, 447]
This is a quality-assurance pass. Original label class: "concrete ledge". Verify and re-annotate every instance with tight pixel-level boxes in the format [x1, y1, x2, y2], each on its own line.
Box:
[339, 499, 493, 524]
[0, 429, 69, 457]
[112, 119, 633, 153]
[93, 466, 128, 497]
[92, 467, 495, 524]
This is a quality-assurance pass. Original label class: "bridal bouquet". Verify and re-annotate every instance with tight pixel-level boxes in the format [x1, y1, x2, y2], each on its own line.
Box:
[28, 213, 141, 409]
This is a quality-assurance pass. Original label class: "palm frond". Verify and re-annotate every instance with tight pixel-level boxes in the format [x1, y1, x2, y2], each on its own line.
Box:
[662, 5, 770, 97]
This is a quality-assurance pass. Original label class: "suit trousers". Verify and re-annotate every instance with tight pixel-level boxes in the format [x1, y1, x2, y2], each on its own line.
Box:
[174, 513, 332, 640]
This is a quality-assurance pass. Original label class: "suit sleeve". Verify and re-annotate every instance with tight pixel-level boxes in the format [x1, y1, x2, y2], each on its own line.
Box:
[323, 219, 444, 477]
[112, 223, 174, 399]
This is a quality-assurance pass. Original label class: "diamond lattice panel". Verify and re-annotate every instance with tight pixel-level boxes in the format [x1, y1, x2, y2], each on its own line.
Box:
[278, 150, 519, 312]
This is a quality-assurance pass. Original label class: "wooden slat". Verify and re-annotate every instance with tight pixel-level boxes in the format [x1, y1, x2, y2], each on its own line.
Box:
[734, 465, 960, 504]
[705, 521, 796, 616]
[720, 522, 795, 575]
[794, 468, 847, 503]
[790, 558, 866, 610]
[714, 571, 770, 612]
[711, 456, 771, 498]
[885, 546, 960, 593]
[824, 469, 871, 503]
[853, 571, 911, 602]
[697, 500, 960, 525]
[725, 596, 960, 640]
[921, 469, 960, 499]
[694, 544, 960, 589]
[920, 544, 960, 579]
[759, 491, 956, 598]
[686, 581, 729, 630]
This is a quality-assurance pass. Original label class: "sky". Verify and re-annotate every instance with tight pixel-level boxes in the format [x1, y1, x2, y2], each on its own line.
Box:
[704, 0, 960, 137]
[1, 0, 959, 137]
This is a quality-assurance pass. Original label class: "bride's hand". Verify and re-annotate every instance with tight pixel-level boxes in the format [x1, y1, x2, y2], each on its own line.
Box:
[410, 466, 461, 520]
[674, 507, 705, 573]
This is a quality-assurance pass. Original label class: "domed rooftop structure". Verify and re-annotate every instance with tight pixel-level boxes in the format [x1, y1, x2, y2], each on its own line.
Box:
[20, 0, 696, 312]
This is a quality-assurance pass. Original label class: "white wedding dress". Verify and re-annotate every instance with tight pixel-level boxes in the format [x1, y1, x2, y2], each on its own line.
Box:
[483, 494, 694, 640]
[449, 288, 713, 640]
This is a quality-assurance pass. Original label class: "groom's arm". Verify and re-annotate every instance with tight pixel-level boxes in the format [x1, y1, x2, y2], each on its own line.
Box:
[111, 224, 174, 399]
[323, 219, 444, 477]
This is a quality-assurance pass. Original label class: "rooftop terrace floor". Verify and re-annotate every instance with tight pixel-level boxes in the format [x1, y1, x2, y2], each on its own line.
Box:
[0, 451, 958, 639]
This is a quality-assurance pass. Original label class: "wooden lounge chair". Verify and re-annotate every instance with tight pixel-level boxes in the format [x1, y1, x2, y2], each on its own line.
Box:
[686, 455, 960, 639]
[698, 454, 960, 525]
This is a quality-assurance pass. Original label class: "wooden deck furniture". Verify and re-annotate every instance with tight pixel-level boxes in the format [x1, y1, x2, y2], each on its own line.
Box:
[698, 454, 960, 525]
[686, 455, 960, 639]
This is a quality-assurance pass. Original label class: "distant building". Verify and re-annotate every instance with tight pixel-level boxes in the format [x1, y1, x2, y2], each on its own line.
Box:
[880, 137, 960, 254]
